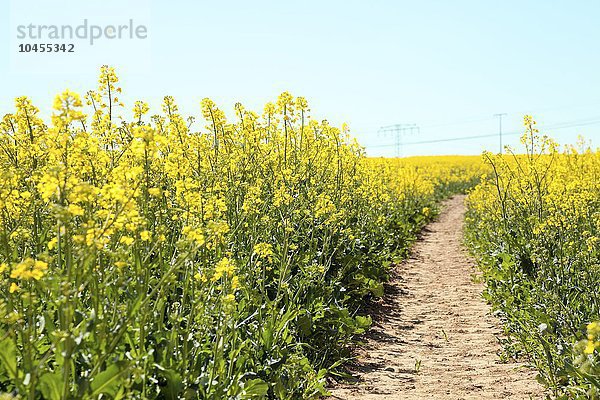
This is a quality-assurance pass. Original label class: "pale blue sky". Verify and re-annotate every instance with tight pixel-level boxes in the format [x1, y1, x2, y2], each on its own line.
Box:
[1, 0, 599, 156]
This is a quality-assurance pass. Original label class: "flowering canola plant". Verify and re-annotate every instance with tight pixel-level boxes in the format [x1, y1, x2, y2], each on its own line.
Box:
[0, 66, 484, 399]
[466, 116, 600, 398]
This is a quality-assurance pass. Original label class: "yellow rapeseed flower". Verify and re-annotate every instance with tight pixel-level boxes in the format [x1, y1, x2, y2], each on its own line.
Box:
[119, 236, 135, 246]
[253, 243, 273, 259]
[212, 257, 235, 282]
[10, 258, 48, 281]
[140, 230, 151, 241]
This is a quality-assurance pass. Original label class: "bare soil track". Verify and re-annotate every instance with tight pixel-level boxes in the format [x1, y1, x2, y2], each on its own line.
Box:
[328, 195, 545, 400]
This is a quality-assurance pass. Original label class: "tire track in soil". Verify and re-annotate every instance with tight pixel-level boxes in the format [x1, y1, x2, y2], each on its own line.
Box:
[327, 195, 545, 399]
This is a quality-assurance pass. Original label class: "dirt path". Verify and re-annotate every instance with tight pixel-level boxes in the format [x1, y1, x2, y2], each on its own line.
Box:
[328, 195, 544, 400]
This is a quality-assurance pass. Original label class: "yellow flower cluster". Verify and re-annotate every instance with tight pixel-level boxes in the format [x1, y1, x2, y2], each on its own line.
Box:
[10, 258, 48, 281]
[212, 257, 235, 282]
[253, 243, 274, 259]
[583, 321, 600, 355]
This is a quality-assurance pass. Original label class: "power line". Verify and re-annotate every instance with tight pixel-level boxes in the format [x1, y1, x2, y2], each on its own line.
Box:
[355, 100, 600, 136]
[359, 117, 494, 136]
[368, 132, 513, 148]
[536, 116, 600, 129]
[365, 118, 600, 149]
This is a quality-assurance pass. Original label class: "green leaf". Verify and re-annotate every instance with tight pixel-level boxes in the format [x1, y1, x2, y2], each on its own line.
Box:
[354, 315, 372, 334]
[369, 281, 384, 297]
[159, 369, 182, 400]
[241, 378, 269, 399]
[90, 361, 129, 398]
[0, 337, 17, 379]
[297, 313, 312, 336]
[38, 372, 63, 400]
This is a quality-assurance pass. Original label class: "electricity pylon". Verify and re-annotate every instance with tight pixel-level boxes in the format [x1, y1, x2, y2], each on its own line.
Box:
[493, 113, 507, 154]
[378, 124, 419, 157]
